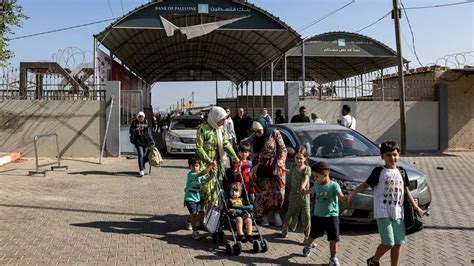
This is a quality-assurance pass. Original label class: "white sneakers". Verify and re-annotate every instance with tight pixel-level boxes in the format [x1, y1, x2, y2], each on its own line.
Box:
[329, 257, 340, 266]
[139, 170, 145, 177]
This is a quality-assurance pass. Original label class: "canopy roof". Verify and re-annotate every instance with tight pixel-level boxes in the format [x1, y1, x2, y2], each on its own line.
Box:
[277, 32, 408, 83]
[95, 0, 301, 84]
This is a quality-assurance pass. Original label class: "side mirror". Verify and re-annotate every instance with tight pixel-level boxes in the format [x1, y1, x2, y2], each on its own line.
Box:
[287, 147, 295, 157]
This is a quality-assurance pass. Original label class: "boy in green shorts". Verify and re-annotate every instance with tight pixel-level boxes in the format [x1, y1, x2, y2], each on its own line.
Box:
[348, 141, 424, 266]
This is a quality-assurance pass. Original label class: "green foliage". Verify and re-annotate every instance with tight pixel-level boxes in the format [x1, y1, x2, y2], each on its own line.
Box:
[0, 0, 28, 66]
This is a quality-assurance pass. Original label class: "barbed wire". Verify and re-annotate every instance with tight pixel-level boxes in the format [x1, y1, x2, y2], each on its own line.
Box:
[49, 46, 92, 70]
[426, 51, 474, 69]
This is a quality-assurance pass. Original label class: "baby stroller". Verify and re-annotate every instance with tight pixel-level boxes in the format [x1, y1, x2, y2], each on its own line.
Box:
[205, 169, 269, 256]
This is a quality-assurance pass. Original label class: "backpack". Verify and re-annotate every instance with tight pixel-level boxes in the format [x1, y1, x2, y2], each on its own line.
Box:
[148, 147, 162, 167]
[398, 167, 423, 234]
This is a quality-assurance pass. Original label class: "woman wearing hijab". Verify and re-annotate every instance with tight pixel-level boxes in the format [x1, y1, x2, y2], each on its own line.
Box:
[196, 106, 240, 213]
[251, 117, 287, 226]
[129, 111, 155, 177]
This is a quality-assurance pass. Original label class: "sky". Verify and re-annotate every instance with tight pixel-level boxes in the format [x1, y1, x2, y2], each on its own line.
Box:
[8, 0, 474, 111]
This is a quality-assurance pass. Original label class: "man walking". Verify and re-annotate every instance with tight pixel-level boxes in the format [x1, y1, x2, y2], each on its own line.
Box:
[233, 108, 252, 144]
[337, 104, 356, 130]
[291, 106, 311, 123]
[259, 108, 273, 125]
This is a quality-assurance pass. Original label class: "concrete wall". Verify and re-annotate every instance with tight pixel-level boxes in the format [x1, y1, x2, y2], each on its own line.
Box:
[302, 100, 439, 151]
[372, 69, 444, 100]
[442, 70, 474, 150]
[0, 100, 105, 157]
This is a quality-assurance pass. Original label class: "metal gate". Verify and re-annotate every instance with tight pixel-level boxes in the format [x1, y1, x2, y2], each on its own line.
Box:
[120, 90, 143, 154]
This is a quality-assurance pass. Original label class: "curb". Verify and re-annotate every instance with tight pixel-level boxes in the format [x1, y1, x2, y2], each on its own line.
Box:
[0, 152, 21, 166]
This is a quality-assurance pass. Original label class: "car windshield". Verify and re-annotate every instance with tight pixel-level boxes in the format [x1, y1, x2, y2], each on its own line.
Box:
[170, 118, 203, 130]
[294, 129, 380, 158]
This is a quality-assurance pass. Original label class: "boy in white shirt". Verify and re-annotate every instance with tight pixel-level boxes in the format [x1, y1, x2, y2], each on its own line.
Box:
[347, 140, 424, 266]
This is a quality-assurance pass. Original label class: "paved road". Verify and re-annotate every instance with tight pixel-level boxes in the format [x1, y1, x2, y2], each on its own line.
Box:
[0, 152, 473, 265]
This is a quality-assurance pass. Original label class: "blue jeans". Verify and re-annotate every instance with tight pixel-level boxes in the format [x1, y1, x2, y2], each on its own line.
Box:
[135, 145, 149, 171]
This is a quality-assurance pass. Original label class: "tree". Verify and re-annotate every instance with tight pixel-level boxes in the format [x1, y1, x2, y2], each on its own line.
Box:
[0, 0, 28, 66]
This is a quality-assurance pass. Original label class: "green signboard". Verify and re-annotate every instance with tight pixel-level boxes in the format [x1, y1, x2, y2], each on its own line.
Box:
[289, 33, 395, 57]
[116, 0, 284, 30]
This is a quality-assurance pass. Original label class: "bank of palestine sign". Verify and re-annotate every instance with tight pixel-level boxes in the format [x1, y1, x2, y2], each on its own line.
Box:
[116, 0, 283, 31]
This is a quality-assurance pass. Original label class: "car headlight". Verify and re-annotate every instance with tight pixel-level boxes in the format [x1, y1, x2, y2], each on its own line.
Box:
[332, 178, 362, 193]
[166, 132, 180, 142]
[417, 174, 427, 188]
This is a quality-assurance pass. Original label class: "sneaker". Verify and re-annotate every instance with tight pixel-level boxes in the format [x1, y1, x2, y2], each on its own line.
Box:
[237, 234, 244, 242]
[261, 216, 270, 226]
[139, 170, 145, 177]
[302, 245, 311, 257]
[281, 227, 288, 238]
[367, 257, 380, 266]
[192, 231, 202, 240]
[274, 212, 283, 227]
[329, 257, 340, 266]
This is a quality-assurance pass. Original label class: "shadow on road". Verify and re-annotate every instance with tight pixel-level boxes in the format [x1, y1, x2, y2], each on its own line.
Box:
[68, 170, 138, 176]
[70, 213, 379, 264]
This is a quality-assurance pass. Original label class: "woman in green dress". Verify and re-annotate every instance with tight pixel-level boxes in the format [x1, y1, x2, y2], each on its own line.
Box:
[196, 106, 239, 213]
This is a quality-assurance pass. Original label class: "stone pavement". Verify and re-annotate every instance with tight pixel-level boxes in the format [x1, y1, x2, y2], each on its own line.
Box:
[0, 152, 473, 265]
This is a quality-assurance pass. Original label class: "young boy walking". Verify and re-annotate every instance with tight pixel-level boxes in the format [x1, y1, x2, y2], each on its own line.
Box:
[233, 143, 256, 203]
[347, 140, 424, 266]
[302, 161, 345, 266]
[184, 157, 216, 240]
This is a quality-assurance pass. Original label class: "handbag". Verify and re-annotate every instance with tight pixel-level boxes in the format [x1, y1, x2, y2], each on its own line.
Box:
[204, 205, 221, 233]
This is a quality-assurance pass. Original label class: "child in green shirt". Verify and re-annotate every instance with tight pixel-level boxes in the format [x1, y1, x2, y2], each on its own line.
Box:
[302, 161, 346, 266]
[184, 157, 216, 240]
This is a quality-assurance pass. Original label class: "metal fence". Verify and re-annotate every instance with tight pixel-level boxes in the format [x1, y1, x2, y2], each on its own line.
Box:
[301, 68, 438, 101]
[121, 90, 143, 126]
[0, 89, 106, 101]
[0, 65, 106, 101]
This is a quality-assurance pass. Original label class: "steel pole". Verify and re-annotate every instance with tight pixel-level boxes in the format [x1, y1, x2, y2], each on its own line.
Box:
[302, 40, 306, 96]
[393, 0, 407, 154]
[270, 62, 274, 122]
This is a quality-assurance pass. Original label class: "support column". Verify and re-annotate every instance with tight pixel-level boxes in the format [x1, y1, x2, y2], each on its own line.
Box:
[260, 71, 263, 110]
[270, 61, 274, 122]
[252, 79, 255, 118]
[246, 81, 249, 111]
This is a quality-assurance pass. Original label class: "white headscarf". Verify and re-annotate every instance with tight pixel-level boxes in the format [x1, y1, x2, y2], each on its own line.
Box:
[207, 106, 228, 167]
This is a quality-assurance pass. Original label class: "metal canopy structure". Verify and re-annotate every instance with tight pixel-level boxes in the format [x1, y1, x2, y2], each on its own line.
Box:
[277, 32, 408, 83]
[94, 0, 301, 85]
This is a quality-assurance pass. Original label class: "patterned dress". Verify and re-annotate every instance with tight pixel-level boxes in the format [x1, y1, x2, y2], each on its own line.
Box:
[196, 123, 238, 209]
[253, 130, 287, 220]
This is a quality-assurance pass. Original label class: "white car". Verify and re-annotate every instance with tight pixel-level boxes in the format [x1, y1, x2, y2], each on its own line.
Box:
[163, 115, 203, 155]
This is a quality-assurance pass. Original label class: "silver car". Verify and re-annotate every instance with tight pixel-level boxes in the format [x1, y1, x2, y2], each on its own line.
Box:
[163, 116, 203, 155]
[270, 123, 431, 230]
